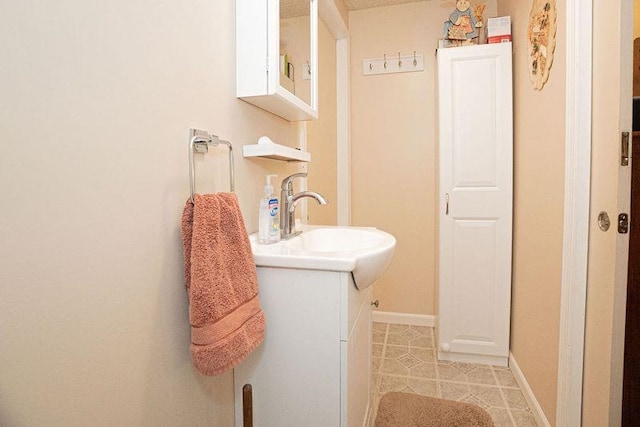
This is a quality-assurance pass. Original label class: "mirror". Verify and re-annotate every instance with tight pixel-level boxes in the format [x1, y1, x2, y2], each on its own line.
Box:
[280, 0, 312, 107]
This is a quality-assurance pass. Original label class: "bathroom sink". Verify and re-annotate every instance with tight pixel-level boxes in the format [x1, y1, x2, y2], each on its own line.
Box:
[250, 226, 396, 290]
[284, 227, 391, 252]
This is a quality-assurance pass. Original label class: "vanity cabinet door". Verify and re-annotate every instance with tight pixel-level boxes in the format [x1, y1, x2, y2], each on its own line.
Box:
[343, 282, 372, 427]
[234, 268, 342, 427]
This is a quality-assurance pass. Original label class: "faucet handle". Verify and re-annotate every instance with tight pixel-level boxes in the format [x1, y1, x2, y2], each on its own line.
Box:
[281, 172, 307, 190]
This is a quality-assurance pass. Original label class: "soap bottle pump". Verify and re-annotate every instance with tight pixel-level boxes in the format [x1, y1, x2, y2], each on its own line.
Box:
[258, 174, 280, 244]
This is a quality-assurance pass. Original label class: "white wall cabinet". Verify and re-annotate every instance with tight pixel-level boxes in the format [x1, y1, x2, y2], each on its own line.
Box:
[236, 0, 318, 121]
[233, 267, 372, 427]
[436, 43, 513, 367]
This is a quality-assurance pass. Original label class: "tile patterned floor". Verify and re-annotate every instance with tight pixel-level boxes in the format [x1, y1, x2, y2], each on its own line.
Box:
[371, 322, 539, 427]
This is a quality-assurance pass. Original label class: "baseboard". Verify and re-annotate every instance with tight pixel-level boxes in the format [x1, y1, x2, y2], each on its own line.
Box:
[364, 403, 372, 427]
[509, 352, 551, 427]
[371, 310, 435, 327]
[438, 351, 508, 367]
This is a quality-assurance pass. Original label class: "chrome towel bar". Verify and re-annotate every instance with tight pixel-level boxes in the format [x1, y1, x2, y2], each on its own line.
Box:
[189, 128, 235, 203]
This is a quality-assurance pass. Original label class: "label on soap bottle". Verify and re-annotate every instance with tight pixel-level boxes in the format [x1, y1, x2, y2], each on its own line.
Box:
[269, 198, 279, 217]
[268, 198, 280, 242]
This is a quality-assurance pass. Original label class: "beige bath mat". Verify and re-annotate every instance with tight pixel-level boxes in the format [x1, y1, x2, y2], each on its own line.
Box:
[375, 392, 494, 427]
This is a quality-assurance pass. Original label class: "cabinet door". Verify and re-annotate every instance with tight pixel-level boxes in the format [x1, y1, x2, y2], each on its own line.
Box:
[234, 268, 342, 427]
[236, 0, 318, 121]
[437, 43, 513, 363]
[343, 283, 372, 427]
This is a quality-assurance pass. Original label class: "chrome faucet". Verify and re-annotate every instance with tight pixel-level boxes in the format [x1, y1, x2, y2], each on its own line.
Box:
[280, 173, 327, 239]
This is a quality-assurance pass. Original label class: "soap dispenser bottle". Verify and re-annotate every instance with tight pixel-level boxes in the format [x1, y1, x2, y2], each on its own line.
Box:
[258, 174, 280, 244]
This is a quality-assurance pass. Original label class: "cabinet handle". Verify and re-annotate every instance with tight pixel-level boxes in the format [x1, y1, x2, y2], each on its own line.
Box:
[243, 384, 253, 427]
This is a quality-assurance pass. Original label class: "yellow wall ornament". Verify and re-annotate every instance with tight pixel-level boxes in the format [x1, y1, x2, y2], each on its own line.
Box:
[528, 0, 557, 90]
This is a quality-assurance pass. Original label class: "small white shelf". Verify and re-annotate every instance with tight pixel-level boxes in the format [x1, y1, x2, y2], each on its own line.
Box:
[243, 136, 311, 162]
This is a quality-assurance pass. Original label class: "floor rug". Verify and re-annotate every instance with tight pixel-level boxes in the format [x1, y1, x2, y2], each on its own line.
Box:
[375, 392, 494, 427]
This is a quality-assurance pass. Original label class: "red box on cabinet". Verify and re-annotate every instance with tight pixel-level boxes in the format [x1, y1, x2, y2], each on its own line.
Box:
[487, 16, 511, 44]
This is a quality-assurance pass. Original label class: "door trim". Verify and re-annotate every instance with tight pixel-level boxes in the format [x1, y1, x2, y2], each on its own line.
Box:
[556, 0, 592, 425]
[336, 37, 350, 226]
[611, 0, 634, 423]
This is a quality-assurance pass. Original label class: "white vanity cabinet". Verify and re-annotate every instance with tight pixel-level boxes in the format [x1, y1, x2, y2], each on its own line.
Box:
[233, 268, 372, 427]
[236, 0, 318, 121]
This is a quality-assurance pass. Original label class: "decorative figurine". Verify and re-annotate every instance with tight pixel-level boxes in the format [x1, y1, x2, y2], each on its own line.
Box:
[444, 0, 484, 46]
[474, 3, 486, 24]
[474, 3, 487, 43]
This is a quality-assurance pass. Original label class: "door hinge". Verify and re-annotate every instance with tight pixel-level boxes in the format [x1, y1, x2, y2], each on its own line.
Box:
[622, 131, 629, 166]
[619, 213, 629, 234]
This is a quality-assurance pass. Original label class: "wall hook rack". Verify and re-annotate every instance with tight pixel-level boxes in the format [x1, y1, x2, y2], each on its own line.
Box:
[362, 52, 425, 76]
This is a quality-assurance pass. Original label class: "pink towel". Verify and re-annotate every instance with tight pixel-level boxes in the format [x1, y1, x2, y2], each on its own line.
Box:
[181, 193, 265, 376]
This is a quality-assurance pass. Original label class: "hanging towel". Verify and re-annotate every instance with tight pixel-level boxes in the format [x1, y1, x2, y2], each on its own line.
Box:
[181, 193, 265, 376]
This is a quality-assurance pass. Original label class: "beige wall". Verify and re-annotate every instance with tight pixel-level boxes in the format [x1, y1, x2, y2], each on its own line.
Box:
[0, 1, 307, 425]
[635, 0, 640, 38]
[308, 20, 339, 225]
[349, 1, 496, 316]
[495, 1, 566, 424]
[350, 2, 437, 315]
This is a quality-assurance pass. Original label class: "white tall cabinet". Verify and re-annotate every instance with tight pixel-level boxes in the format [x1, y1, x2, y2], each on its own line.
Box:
[436, 43, 513, 367]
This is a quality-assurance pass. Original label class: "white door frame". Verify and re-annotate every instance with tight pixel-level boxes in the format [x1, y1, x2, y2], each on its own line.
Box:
[336, 36, 350, 226]
[556, 0, 592, 425]
[609, 0, 633, 424]
[318, 0, 350, 226]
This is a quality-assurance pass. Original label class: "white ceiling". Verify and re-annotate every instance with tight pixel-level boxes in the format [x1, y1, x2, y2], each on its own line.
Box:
[344, 0, 431, 11]
[281, 0, 310, 18]
[282, 0, 433, 18]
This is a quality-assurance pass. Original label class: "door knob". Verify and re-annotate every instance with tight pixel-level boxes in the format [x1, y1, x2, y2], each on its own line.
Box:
[598, 211, 610, 231]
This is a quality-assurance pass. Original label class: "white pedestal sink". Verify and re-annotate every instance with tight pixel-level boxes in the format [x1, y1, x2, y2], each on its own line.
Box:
[233, 226, 396, 427]
[249, 225, 396, 290]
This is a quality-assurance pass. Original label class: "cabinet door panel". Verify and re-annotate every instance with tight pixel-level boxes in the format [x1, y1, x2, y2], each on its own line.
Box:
[344, 285, 372, 427]
[234, 268, 342, 427]
[236, 0, 318, 121]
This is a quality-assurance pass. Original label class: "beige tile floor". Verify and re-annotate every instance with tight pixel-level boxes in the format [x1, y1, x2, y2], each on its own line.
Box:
[371, 322, 539, 427]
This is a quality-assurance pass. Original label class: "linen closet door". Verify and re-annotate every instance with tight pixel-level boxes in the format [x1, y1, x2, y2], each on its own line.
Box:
[437, 43, 513, 366]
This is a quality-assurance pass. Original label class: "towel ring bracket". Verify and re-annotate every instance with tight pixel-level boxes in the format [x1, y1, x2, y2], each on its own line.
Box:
[189, 128, 235, 203]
